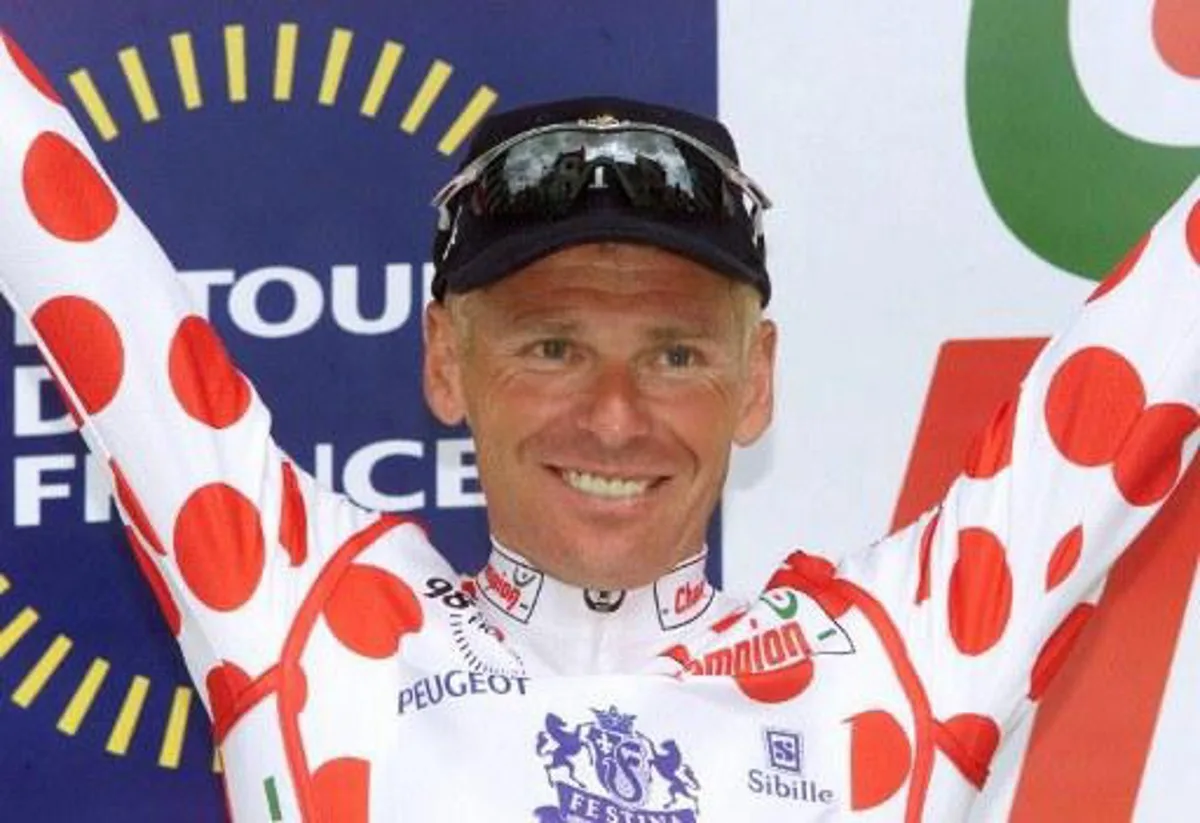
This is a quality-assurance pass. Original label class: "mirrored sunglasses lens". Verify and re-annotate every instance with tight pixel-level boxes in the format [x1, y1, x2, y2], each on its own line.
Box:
[477, 130, 730, 219]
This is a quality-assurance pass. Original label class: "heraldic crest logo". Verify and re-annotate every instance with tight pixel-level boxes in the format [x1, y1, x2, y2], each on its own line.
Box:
[533, 706, 701, 822]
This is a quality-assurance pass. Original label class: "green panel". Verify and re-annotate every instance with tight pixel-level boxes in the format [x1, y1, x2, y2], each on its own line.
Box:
[967, 0, 1200, 279]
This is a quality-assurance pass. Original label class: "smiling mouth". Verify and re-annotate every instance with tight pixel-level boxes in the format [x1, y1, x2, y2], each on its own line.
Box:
[558, 468, 662, 500]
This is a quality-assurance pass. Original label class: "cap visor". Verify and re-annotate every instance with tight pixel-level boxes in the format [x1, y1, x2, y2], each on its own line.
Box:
[444, 211, 768, 300]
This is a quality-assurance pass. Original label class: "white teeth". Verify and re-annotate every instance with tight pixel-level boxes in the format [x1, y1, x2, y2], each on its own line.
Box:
[562, 469, 652, 499]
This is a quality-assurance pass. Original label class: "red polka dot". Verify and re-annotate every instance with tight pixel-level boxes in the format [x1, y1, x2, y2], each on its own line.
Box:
[1088, 233, 1150, 303]
[22, 132, 117, 241]
[965, 398, 1017, 479]
[125, 526, 181, 637]
[735, 659, 814, 704]
[112, 460, 164, 555]
[1187, 200, 1200, 270]
[312, 757, 370, 823]
[323, 564, 423, 659]
[205, 660, 251, 742]
[3, 34, 60, 103]
[1045, 525, 1083, 592]
[766, 551, 852, 619]
[847, 710, 912, 810]
[1045, 347, 1145, 467]
[32, 296, 124, 415]
[948, 528, 1013, 656]
[915, 510, 940, 605]
[1030, 603, 1095, 701]
[168, 317, 251, 429]
[174, 483, 264, 611]
[939, 713, 1001, 789]
[279, 460, 308, 567]
[1154, 0, 1200, 78]
[1113, 403, 1200, 506]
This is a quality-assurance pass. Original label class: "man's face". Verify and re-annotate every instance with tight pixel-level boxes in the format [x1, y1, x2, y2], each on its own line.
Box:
[424, 243, 776, 589]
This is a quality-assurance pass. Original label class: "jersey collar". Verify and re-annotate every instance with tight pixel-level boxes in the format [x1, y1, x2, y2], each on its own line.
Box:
[471, 539, 731, 674]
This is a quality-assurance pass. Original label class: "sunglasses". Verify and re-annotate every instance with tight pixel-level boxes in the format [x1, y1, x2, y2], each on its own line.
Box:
[431, 116, 772, 265]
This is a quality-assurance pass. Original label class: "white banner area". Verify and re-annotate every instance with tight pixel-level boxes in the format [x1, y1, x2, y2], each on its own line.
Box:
[719, 2, 1198, 820]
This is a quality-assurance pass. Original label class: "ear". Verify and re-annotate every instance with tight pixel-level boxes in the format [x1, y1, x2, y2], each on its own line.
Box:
[733, 319, 777, 446]
[423, 301, 468, 425]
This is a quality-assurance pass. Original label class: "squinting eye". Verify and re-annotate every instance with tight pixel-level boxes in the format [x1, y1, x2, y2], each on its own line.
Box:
[537, 339, 570, 360]
[662, 345, 696, 368]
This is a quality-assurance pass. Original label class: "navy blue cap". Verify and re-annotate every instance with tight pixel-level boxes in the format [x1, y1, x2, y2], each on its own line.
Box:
[430, 96, 771, 304]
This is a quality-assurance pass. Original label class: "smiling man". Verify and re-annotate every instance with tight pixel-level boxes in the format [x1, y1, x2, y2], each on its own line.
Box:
[425, 243, 774, 591]
[416, 98, 778, 675]
[3, 36, 1200, 820]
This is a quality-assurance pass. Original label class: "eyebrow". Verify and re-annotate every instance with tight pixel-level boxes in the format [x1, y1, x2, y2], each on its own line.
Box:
[503, 315, 581, 337]
[645, 322, 723, 341]
[499, 307, 728, 340]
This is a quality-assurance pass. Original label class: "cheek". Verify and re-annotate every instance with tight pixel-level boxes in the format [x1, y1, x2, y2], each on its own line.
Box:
[650, 387, 740, 462]
[464, 372, 568, 447]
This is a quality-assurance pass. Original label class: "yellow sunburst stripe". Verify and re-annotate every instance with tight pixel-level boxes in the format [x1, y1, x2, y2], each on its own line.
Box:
[274, 22, 298, 101]
[106, 675, 150, 755]
[438, 85, 498, 155]
[169, 32, 203, 109]
[400, 58, 452, 134]
[12, 634, 72, 708]
[68, 70, 119, 140]
[318, 28, 353, 106]
[213, 746, 224, 774]
[0, 606, 39, 658]
[360, 40, 404, 117]
[117, 46, 159, 122]
[225, 24, 247, 102]
[57, 657, 110, 736]
[0, 574, 10, 595]
[158, 686, 192, 769]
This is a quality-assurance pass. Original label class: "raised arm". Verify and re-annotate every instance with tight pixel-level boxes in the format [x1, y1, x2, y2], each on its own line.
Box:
[0, 32, 386, 707]
[766, 177, 1200, 804]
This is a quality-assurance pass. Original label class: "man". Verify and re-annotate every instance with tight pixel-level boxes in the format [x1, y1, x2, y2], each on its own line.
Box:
[422, 100, 775, 619]
[2, 32, 1198, 821]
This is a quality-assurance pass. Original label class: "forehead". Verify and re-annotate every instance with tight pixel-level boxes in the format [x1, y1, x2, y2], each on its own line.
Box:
[473, 243, 740, 327]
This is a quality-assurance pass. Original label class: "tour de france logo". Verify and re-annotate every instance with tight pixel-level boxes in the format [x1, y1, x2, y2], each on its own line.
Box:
[533, 705, 701, 822]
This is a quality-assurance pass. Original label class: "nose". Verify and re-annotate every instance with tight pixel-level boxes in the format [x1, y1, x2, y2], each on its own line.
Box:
[577, 361, 653, 446]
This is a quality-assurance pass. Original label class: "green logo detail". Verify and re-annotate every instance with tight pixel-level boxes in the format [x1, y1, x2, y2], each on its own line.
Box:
[264, 776, 283, 821]
[967, 0, 1200, 279]
[760, 590, 800, 620]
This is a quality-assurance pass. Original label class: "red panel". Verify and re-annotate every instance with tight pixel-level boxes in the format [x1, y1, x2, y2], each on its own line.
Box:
[891, 337, 1045, 530]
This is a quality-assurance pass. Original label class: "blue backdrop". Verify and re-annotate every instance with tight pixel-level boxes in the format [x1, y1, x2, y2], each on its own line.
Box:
[0, 2, 717, 819]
